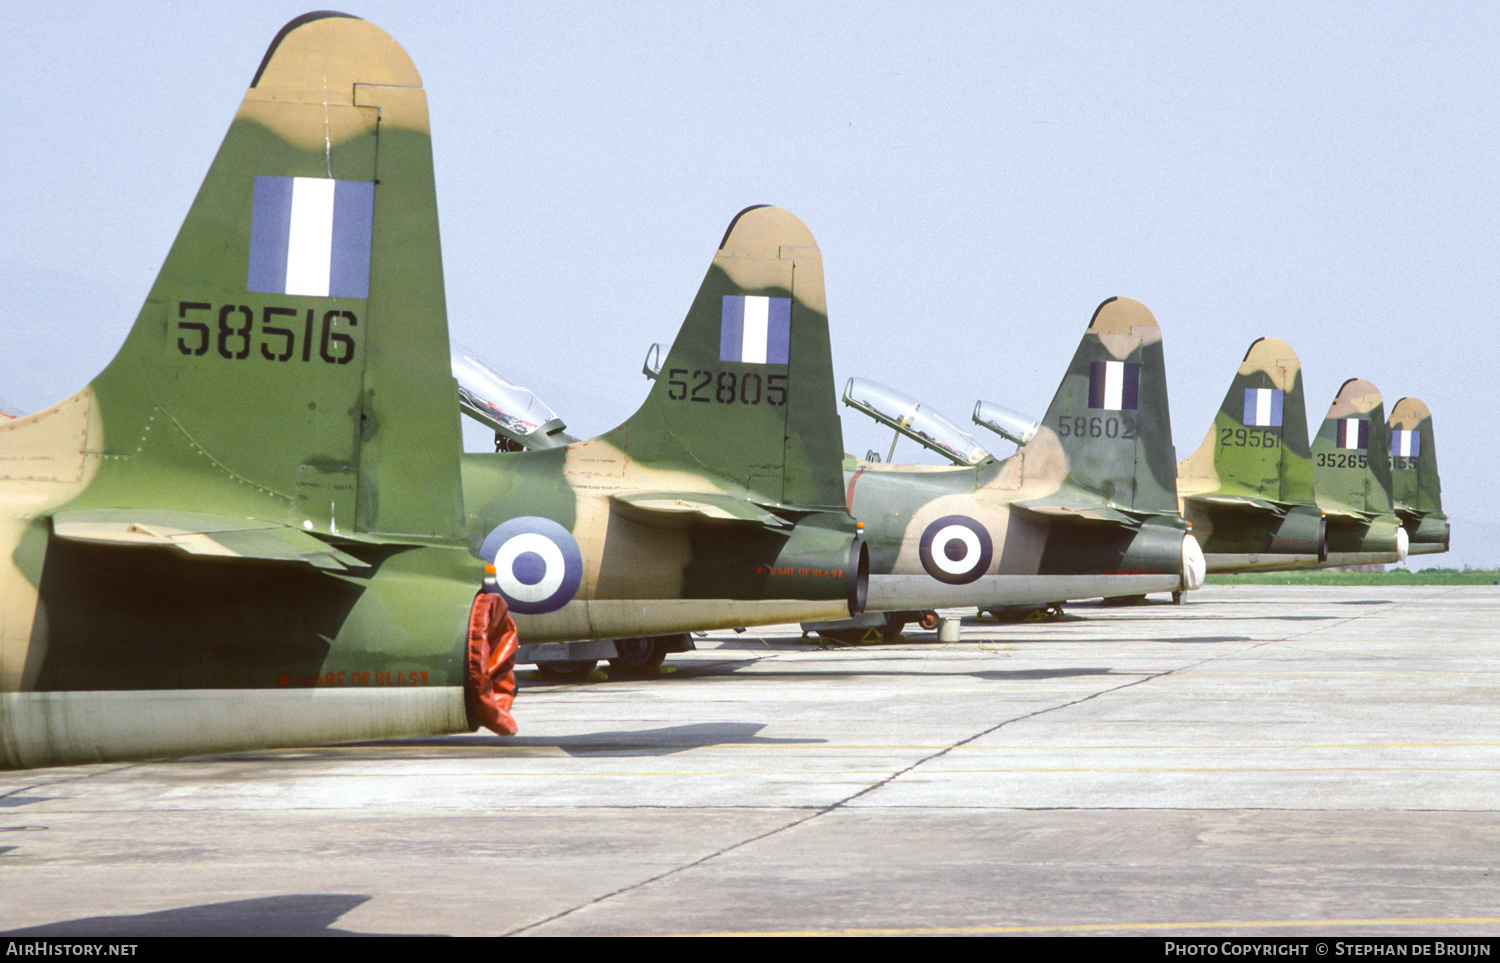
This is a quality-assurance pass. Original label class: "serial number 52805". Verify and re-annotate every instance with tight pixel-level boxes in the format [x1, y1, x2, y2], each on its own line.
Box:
[666, 368, 787, 406]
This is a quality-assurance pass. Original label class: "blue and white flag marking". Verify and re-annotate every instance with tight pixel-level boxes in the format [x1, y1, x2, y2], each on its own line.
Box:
[1088, 361, 1140, 411]
[1392, 429, 1420, 458]
[248, 176, 374, 298]
[720, 295, 791, 364]
[1336, 418, 1370, 450]
[1242, 388, 1284, 427]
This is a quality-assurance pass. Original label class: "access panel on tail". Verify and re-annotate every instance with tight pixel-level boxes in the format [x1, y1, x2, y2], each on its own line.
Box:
[0, 14, 495, 769]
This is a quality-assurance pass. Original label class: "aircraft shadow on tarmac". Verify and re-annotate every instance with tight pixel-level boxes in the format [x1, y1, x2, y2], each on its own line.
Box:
[0, 791, 47, 856]
[613, 666, 1142, 685]
[0, 793, 50, 808]
[344, 722, 827, 757]
[1156, 635, 1257, 642]
[509, 722, 826, 756]
[969, 667, 1113, 680]
[0, 894, 425, 938]
[962, 634, 1260, 644]
[675, 664, 1184, 682]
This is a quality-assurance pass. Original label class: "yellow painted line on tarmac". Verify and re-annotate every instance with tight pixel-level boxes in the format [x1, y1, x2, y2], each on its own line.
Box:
[1108, 669, 1500, 678]
[220, 765, 1499, 779]
[652, 741, 1500, 751]
[322, 739, 1500, 751]
[476, 766, 1496, 777]
[268, 741, 1500, 757]
[899, 765, 1500, 774]
[935, 742, 1500, 750]
[672, 916, 1500, 937]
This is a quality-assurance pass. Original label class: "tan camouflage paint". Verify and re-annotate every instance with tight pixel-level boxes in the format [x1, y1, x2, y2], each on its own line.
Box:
[1312, 378, 1407, 565]
[0, 21, 858, 766]
[462, 205, 862, 642]
[1176, 337, 1324, 572]
[848, 297, 1196, 613]
[0, 390, 102, 690]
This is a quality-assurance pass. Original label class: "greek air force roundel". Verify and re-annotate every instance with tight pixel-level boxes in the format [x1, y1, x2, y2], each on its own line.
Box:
[918, 515, 994, 585]
[479, 517, 584, 615]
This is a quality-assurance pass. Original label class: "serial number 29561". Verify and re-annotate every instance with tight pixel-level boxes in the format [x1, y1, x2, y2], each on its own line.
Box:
[1219, 427, 1280, 449]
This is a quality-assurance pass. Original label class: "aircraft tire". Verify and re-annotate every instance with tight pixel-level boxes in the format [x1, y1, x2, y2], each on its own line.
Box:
[536, 660, 596, 682]
[918, 611, 940, 631]
[608, 637, 668, 674]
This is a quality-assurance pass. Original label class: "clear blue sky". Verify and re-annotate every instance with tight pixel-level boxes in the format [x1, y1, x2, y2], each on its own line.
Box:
[3, 3, 1494, 566]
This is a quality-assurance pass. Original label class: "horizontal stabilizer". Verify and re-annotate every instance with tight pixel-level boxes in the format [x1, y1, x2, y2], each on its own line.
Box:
[610, 492, 791, 528]
[1184, 493, 1283, 513]
[1013, 499, 1137, 525]
[52, 509, 369, 570]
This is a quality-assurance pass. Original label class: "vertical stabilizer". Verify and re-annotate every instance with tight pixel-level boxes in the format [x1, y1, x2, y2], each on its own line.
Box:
[1388, 397, 1449, 553]
[1312, 378, 1393, 516]
[1389, 398, 1442, 515]
[80, 13, 463, 541]
[1019, 297, 1178, 514]
[605, 206, 846, 512]
[1178, 337, 1316, 508]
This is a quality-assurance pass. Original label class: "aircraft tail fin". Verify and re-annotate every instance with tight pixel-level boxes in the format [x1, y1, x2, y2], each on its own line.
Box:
[1388, 397, 1443, 514]
[1311, 378, 1394, 516]
[1012, 297, 1178, 516]
[76, 14, 463, 541]
[1178, 337, 1316, 509]
[1388, 397, 1449, 552]
[603, 206, 847, 513]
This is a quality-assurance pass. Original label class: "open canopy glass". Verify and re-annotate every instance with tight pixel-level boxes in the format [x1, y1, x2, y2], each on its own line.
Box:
[842, 377, 991, 466]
